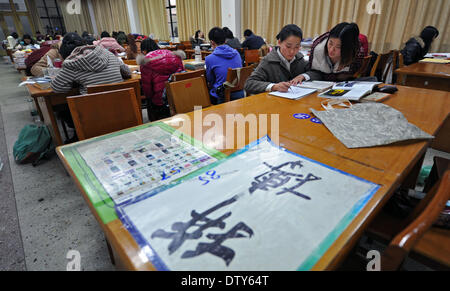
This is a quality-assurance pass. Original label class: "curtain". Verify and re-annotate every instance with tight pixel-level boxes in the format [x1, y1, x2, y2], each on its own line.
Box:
[177, 0, 222, 41]
[91, 0, 131, 35]
[241, 0, 449, 52]
[137, 0, 170, 40]
[57, 0, 94, 34]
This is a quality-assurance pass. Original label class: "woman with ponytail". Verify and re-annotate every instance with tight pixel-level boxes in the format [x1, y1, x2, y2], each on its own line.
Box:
[291, 22, 365, 83]
[401, 26, 439, 65]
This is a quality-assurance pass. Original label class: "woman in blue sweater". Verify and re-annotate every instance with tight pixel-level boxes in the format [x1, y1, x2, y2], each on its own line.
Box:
[205, 27, 244, 105]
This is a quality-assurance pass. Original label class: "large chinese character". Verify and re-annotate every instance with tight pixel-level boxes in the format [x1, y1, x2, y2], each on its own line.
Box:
[249, 161, 321, 200]
[151, 196, 253, 265]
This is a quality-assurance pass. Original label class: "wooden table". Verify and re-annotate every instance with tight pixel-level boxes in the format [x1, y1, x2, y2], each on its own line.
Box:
[395, 62, 450, 152]
[395, 62, 450, 91]
[24, 73, 141, 146]
[56, 85, 449, 270]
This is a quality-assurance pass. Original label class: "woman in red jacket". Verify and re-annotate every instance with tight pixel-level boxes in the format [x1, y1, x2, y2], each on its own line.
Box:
[137, 38, 184, 121]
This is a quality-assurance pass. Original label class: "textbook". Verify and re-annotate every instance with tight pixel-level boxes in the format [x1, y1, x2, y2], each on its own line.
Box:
[360, 92, 391, 103]
[184, 61, 205, 71]
[269, 87, 317, 100]
[18, 77, 52, 89]
[318, 81, 381, 101]
[296, 81, 334, 92]
[419, 58, 450, 64]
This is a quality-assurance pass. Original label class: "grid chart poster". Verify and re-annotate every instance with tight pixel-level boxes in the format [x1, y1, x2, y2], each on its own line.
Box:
[61, 122, 226, 224]
[117, 137, 380, 270]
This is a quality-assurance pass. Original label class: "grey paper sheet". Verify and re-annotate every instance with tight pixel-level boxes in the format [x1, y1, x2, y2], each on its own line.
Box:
[310, 103, 434, 149]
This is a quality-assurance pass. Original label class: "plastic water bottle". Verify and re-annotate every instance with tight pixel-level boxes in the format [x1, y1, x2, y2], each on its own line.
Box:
[195, 46, 201, 62]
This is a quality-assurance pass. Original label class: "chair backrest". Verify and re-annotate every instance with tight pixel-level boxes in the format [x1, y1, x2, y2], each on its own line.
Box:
[87, 78, 142, 106]
[353, 55, 372, 78]
[244, 49, 260, 66]
[370, 50, 394, 83]
[165, 77, 211, 114]
[396, 51, 405, 84]
[67, 88, 143, 140]
[172, 69, 206, 82]
[380, 169, 450, 271]
[259, 44, 270, 57]
[224, 65, 255, 102]
[123, 59, 137, 65]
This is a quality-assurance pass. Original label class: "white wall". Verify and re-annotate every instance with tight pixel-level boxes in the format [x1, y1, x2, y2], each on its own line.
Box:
[221, 0, 241, 39]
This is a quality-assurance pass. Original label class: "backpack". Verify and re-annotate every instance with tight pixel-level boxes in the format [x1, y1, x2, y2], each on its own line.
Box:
[13, 124, 54, 166]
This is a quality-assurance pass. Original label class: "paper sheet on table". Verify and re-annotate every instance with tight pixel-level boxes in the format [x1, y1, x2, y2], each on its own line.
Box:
[75, 124, 221, 205]
[269, 87, 316, 100]
[117, 137, 379, 271]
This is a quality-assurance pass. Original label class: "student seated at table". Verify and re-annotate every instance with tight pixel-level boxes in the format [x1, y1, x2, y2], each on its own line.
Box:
[242, 29, 266, 50]
[205, 27, 244, 105]
[245, 24, 320, 95]
[137, 38, 184, 121]
[30, 40, 62, 76]
[223, 27, 242, 50]
[401, 26, 439, 66]
[25, 42, 53, 76]
[126, 34, 138, 60]
[93, 31, 125, 54]
[190, 30, 206, 47]
[359, 33, 369, 57]
[51, 33, 131, 95]
[15, 34, 36, 49]
[291, 22, 364, 84]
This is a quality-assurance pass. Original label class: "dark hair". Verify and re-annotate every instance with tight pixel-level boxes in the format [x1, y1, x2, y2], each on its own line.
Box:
[59, 32, 84, 59]
[22, 34, 35, 44]
[141, 38, 160, 54]
[208, 27, 226, 45]
[195, 30, 202, 39]
[276, 24, 303, 42]
[127, 33, 138, 54]
[112, 31, 118, 39]
[420, 26, 439, 54]
[101, 31, 110, 38]
[328, 22, 360, 66]
[81, 31, 89, 38]
[11, 32, 19, 39]
[223, 27, 234, 39]
[244, 29, 253, 37]
[83, 35, 95, 45]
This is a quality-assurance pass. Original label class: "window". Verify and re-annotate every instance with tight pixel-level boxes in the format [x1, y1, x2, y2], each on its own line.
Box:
[36, 0, 65, 35]
[166, 0, 177, 38]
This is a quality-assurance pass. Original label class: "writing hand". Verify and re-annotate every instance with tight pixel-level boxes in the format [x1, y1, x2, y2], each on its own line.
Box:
[272, 82, 291, 92]
[290, 75, 306, 86]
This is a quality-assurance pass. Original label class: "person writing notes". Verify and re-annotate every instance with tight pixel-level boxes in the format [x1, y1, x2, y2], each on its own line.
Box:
[291, 22, 364, 84]
[244, 24, 321, 95]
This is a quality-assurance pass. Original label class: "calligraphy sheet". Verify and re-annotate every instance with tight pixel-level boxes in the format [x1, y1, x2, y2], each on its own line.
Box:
[117, 137, 379, 270]
[76, 125, 219, 205]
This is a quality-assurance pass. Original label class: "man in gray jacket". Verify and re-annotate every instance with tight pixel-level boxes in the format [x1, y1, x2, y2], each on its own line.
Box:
[244, 24, 322, 95]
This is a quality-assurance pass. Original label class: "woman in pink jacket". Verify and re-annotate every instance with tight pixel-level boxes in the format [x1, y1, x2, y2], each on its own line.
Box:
[137, 38, 184, 121]
[94, 31, 125, 54]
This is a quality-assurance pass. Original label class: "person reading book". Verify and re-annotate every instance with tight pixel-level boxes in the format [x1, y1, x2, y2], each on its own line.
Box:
[244, 24, 321, 95]
[291, 22, 365, 84]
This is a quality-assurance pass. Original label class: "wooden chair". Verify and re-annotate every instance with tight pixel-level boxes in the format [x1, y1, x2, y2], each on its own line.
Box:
[86, 79, 143, 119]
[172, 69, 206, 82]
[67, 88, 143, 140]
[123, 59, 137, 65]
[353, 55, 372, 79]
[370, 50, 394, 83]
[223, 65, 255, 102]
[165, 77, 211, 115]
[341, 169, 450, 270]
[201, 50, 212, 60]
[181, 41, 192, 50]
[244, 49, 260, 66]
[396, 51, 405, 84]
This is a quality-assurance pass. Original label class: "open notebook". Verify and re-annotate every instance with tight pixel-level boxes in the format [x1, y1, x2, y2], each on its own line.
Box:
[269, 87, 317, 100]
[318, 81, 381, 101]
